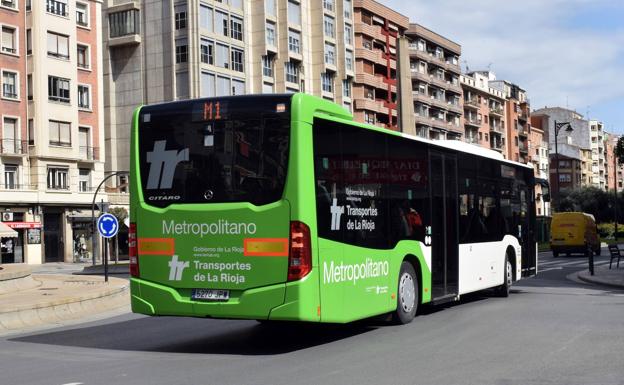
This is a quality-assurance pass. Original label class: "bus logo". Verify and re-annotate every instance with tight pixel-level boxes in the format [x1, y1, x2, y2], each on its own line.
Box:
[168, 255, 189, 281]
[330, 198, 344, 231]
[146, 140, 189, 189]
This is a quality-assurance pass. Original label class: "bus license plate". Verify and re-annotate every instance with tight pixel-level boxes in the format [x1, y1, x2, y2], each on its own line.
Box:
[192, 289, 229, 301]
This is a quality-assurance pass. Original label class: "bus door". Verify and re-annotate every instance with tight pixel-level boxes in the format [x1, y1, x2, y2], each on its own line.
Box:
[430, 151, 459, 300]
[520, 182, 537, 276]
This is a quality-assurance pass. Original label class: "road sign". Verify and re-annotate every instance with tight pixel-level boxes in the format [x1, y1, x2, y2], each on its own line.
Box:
[97, 213, 119, 238]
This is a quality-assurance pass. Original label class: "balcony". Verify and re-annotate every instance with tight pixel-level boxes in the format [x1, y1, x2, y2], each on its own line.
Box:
[464, 117, 481, 128]
[79, 146, 98, 161]
[490, 124, 504, 133]
[355, 73, 386, 90]
[46, 0, 68, 17]
[464, 98, 479, 110]
[518, 110, 528, 121]
[491, 140, 504, 152]
[489, 106, 504, 117]
[519, 142, 529, 153]
[518, 124, 528, 137]
[0, 140, 27, 155]
[0, 184, 36, 191]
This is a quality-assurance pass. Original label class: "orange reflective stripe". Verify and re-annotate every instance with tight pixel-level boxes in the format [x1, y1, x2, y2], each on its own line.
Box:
[138, 238, 175, 255]
[244, 238, 288, 256]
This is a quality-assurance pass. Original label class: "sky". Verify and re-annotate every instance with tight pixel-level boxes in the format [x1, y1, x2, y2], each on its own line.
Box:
[381, 0, 624, 133]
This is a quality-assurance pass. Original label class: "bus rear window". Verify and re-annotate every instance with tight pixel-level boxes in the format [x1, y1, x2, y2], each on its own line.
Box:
[138, 96, 291, 207]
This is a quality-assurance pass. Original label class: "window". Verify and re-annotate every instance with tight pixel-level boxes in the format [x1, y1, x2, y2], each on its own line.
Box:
[47, 167, 69, 190]
[76, 2, 88, 26]
[200, 71, 215, 97]
[200, 4, 213, 31]
[324, 42, 335, 65]
[175, 39, 187, 63]
[26, 0, 30, 11]
[344, 0, 352, 19]
[175, 5, 187, 30]
[285, 61, 298, 84]
[27, 74, 32, 100]
[321, 73, 333, 93]
[46, 0, 68, 16]
[230, 0, 242, 9]
[324, 15, 335, 38]
[1, 0, 16, 9]
[109, 9, 140, 38]
[342, 79, 351, 98]
[48, 120, 71, 146]
[48, 76, 70, 103]
[288, 29, 300, 53]
[345, 49, 354, 71]
[230, 16, 243, 41]
[47, 31, 69, 59]
[216, 10, 228, 36]
[26, 29, 32, 54]
[265, 0, 276, 17]
[288, 1, 301, 25]
[344, 24, 352, 45]
[176, 71, 189, 99]
[78, 126, 91, 159]
[77, 44, 89, 69]
[364, 111, 374, 124]
[1, 26, 16, 54]
[231, 48, 244, 72]
[4, 164, 17, 190]
[79, 169, 90, 192]
[216, 43, 229, 68]
[232, 79, 244, 95]
[200, 38, 214, 64]
[2, 117, 18, 154]
[27, 119, 34, 145]
[266, 22, 276, 46]
[323, 0, 334, 12]
[78, 85, 90, 109]
[2, 71, 18, 99]
[216, 76, 230, 96]
[262, 55, 273, 77]
[262, 82, 274, 94]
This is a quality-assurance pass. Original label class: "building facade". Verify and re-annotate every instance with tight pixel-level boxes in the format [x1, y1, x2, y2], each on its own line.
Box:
[0, 0, 105, 264]
[352, 0, 408, 130]
[460, 71, 505, 151]
[405, 23, 462, 139]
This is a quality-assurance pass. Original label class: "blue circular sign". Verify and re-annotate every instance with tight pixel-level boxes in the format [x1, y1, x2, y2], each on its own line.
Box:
[97, 213, 119, 238]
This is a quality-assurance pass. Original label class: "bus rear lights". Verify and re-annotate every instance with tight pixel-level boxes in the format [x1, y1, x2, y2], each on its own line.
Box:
[288, 221, 312, 281]
[129, 223, 139, 277]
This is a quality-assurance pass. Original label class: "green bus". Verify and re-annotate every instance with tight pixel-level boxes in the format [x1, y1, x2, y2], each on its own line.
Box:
[129, 93, 538, 324]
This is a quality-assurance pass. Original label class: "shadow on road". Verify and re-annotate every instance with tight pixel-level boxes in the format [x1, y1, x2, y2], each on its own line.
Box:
[11, 317, 379, 355]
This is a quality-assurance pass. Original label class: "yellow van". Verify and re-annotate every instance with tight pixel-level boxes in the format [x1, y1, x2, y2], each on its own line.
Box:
[550, 212, 601, 257]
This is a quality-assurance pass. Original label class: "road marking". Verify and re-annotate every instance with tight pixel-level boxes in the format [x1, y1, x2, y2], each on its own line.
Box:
[62, 383, 84, 385]
[539, 267, 563, 272]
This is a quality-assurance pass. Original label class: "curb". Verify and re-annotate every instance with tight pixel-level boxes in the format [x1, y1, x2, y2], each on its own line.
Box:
[0, 277, 130, 334]
[577, 270, 624, 290]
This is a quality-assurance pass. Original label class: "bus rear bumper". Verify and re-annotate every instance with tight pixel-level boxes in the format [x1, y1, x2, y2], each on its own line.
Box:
[130, 278, 287, 320]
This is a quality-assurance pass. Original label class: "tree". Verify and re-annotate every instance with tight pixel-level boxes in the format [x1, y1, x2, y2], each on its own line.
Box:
[616, 137, 624, 165]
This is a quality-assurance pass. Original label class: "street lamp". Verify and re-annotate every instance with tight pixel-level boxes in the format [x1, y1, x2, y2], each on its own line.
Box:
[553, 120, 573, 208]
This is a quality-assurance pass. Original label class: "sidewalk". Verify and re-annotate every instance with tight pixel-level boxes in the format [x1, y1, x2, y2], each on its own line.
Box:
[577, 265, 624, 289]
[0, 264, 129, 335]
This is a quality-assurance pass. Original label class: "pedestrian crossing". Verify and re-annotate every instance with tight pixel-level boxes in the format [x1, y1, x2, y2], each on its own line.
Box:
[538, 255, 608, 272]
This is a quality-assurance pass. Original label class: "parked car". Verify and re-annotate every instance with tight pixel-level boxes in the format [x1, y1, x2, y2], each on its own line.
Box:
[550, 212, 600, 257]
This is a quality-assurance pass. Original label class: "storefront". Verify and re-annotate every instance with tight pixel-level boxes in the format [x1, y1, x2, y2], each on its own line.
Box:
[0, 222, 19, 263]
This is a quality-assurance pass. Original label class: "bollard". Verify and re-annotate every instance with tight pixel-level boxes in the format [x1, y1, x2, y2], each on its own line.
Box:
[588, 244, 594, 276]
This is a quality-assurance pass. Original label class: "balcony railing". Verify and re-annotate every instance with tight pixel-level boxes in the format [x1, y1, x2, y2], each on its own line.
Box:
[2, 84, 17, 99]
[489, 107, 504, 116]
[1, 0, 16, 9]
[79, 146, 98, 160]
[0, 139, 27, 155]
[46, 0, 68, 17]
[1, 46, 16, 54]
[0, 184, 36, 191]
[464, 98, 479, 109]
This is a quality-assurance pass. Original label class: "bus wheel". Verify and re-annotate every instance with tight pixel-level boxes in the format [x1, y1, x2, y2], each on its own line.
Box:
[393, 262, 418, 324]
[496, 255, 512, 297]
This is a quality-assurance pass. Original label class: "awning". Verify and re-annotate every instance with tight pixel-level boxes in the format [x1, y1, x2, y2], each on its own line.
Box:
[0, 222, 18, 238]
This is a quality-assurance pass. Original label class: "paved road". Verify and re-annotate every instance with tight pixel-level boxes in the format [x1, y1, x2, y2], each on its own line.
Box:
[1, 252, 623, 385]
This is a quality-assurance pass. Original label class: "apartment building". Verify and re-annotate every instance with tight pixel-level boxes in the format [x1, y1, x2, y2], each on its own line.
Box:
[248, 0, 356, 111]
[460, 71, 505, 151]
[605, 132, 615, 190]
[405, 23, 462, 139]
[588, 120, 607, 190]
[488, 79, 530, 163]
[0, 0, 105, 264]
[352, 0, 408, 131]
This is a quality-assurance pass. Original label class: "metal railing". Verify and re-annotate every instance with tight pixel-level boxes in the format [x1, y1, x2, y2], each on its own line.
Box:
[0, 139, 27, 154]
[46, 0, 68, 16]
[2, 84, 17, 99]
[79, 146, 98, 160]
[0, 183, 36, 191]
[1, 0, 16, 9]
